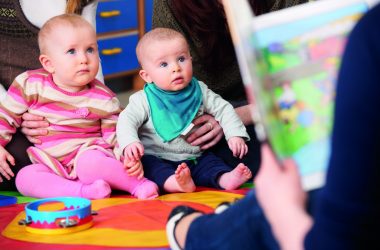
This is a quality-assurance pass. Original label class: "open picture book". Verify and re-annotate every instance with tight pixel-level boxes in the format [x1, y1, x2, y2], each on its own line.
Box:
[223, 0, 379, 190]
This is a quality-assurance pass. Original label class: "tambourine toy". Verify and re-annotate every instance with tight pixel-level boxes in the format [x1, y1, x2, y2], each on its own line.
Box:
[18, 197, 97, 234]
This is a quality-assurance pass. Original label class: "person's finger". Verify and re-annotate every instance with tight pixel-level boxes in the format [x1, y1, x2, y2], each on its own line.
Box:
[199, 132, 223, 150]
[131, 147, 140, 161]
[127, 165, 141, 176]
[137, 170, 144, 180]
[125, 150, 132, 162]
[190, 130, 213, 146]
[238, 144, 246, 158]
[282, 158, 300, 175]
[21, 126, 48, 136]
[6, 154, 15, 166]
[0, 164, 11, 180]
[3, 167, 14, 178]
[243, 144, 248, 157]
[22, 112, 46, 121]
[255, 144, 282, 181]
[123, 158, 129, 168]
[232, 144, 238, 157]
[127, 155, 136, 164]
[186, 125, 209, 143]
[127, 167, 138, 175]
[137, 144, 144, 156]
[21, 120, 50, 129]
[192, 114, 213, 126]
[239, 145, 245, 159]
[24, 134, 42, 144]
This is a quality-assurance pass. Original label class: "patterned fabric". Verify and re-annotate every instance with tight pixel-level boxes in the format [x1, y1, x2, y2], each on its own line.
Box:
[0, 69, 122, 178]
[0, 0, 40, 88]
[0, 0, 97, 88]
[0, 0, 38, 37]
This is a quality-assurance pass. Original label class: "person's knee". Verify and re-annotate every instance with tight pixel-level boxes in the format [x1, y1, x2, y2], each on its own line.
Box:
[15, 164, 43, 195]
[76, 150, 103, 172]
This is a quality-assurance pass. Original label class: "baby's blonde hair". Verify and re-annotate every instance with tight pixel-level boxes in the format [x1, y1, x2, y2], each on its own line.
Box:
[136, 27, 188, 65]
[38, 14, 94, 54]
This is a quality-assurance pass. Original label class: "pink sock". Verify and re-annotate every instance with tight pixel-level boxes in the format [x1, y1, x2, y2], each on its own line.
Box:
[15, 164, 110, 199]
[131, 179, 159, 199]
[76, 150, 158, 199]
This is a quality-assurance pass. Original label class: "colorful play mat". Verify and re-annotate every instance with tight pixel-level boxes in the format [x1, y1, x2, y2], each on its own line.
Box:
[0, 186, 251, 249]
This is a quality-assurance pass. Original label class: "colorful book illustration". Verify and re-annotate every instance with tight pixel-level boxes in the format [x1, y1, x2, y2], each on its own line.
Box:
[223, 0, 379, 190]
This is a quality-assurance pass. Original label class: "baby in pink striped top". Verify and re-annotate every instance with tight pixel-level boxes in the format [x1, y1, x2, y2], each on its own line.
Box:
[0, 14, 158, 199]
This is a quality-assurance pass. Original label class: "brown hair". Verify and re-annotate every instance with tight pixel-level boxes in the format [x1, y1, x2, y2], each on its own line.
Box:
[169, 0, 270, 72]
[65, 0, 96, 14]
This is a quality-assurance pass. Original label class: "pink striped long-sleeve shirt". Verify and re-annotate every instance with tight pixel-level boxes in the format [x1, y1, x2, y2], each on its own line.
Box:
[0, 69, 122, 179]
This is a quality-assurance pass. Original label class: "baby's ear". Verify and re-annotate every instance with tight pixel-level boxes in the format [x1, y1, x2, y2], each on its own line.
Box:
[39, 54, 55, 73]
[139, 69, 151, 83]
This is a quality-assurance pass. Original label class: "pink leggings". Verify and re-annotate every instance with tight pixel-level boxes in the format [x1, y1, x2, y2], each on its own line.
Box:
[15, 149, 158, 199]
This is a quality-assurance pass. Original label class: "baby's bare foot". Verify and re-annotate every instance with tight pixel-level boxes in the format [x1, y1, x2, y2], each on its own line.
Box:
[175, 163, 196, 193]
[218, 163, 252, 190]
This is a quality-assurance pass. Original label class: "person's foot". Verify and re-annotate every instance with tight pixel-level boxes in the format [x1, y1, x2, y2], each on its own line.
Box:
[132, 179, 159, 199]
[218, 163, 252, 190]
[175, 163, 196, 193]
[81, 179, 111, 199]
[166, 205, 203, 250]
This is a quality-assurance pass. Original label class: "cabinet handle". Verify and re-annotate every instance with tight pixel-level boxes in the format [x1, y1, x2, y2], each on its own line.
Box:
[99, 10, 121, 18]
[101, 48, 122, 55]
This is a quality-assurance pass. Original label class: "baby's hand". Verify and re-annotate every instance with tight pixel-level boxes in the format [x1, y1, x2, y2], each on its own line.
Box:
[0, 146, 15, 182]
[124, 142, 144, 162]
[124, 160, 144, 180]
[227, 137, 248, 159]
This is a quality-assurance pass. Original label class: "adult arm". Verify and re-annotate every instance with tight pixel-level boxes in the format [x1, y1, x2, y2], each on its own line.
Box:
[255, 145, 312, 250]
[255, 5, 380, 250]
[305, 5, 380, 249]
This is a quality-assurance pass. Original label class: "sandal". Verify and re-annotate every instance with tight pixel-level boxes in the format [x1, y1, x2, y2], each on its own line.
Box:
[214, 201, 232, 214]
[166, 205, 202, 250]
[214, 198, 240, 214]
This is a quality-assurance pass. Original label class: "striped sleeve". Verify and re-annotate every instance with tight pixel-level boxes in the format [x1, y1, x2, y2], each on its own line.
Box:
[101, 95, 122, 147]
[0, 73, 32, 146]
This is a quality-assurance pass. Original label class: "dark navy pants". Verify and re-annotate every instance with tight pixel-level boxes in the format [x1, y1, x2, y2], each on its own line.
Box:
[142, 152, 233, 192]
[185, 190, 279, 250]
[207, 124, 261, 179]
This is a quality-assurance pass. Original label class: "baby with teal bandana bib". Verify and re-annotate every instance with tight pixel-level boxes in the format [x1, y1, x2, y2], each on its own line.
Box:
[116, 28, 252, 193]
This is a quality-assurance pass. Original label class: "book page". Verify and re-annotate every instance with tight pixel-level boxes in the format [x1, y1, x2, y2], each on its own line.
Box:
[223, 0, 378, 190]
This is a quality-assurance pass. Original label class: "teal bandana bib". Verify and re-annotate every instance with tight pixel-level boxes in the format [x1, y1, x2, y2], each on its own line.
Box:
[144, 77, 202, 142]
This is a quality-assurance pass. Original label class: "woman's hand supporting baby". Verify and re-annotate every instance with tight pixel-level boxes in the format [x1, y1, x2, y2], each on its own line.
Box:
[21, 112, 49, 144]
[186, 114, 223, 150]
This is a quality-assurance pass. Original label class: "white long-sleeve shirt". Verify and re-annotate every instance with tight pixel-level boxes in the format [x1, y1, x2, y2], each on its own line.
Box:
[117, 81, 250, 162]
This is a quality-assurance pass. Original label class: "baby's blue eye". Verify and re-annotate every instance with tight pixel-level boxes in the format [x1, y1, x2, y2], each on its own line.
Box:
[87, 47, 94, 53]
[67, 49, 75, 54]
[160, 62, 168, 67]
[178, 56, 185, 62]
